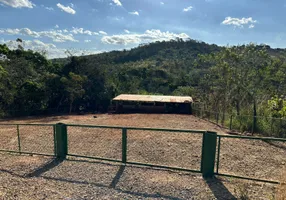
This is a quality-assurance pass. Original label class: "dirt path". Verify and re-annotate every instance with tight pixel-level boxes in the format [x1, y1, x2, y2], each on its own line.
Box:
[0, 114, 284, 199]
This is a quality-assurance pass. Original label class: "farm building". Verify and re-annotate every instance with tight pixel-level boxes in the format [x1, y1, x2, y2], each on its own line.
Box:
[112, 94, 193, 114]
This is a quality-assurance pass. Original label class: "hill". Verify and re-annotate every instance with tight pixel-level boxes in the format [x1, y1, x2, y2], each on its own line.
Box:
[1, 39, 286, 128]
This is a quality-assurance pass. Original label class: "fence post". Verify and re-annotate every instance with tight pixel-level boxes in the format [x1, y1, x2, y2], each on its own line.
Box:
[252, 115, 256, 134]
[122, 128, 127, 163]
[16, 125, 21, 154]
[55, 123, 68, 159]
[280, 118, 282, 138]
[201, 131, 217, 178]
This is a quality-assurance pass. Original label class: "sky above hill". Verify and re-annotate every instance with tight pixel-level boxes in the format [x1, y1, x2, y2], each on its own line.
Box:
[0, 0, 285, 58]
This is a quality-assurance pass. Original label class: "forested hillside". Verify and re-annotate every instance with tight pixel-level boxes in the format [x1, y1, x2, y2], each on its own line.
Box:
[1, 38, 286, 125]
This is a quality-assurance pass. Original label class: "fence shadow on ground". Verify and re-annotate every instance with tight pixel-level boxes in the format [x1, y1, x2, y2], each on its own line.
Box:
[0, 168, 24, 177]
[39, 158, 183, 200]
[109, 165, 125, 188]
[24, 158, 64, 178]
[205, 177, 236, 200]
[0, 156, 237, 200]
[39, 158, 236, 200]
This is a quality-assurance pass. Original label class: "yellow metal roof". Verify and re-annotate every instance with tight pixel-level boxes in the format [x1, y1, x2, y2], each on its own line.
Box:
[113, 94, 193, 103]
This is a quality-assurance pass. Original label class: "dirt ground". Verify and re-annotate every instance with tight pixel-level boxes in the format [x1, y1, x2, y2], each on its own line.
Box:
[0, 113, 285, 199]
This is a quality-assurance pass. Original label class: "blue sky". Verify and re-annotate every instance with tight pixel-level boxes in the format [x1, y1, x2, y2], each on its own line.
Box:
[0, 0, 285, 58]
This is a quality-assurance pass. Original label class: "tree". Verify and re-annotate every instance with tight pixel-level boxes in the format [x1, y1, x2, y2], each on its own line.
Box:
[60, 72, 87, 113]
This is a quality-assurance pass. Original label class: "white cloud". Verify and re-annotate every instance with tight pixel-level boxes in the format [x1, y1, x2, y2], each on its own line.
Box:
[124, 29, 130, 33]
[71, 27, 99, 35]
[222, 17, 257, 28]
[1, 39, 58, 57]
[45, 7, 54, 11]
[1, 39, 101, 59]
[0, 28, 40, 37]
[249, 24, 255, 29]
[84, 40, 91, 43]
[160, 2, 164, 5]
[183, 6, 193, 12]
[55, 24, 59, 29]
[0, 0, 34, 8]
[56, 3, 76, 14]
[19, 28, 40, 37]
[107, 16, 124, 21]
[101, 29, 189, 45]
[129, 11, 139, 16]
[37, 31, 77, 42]
[112, 0, 122, 6]
[99, 31, 107, 35]
[0, 28, 78, 42]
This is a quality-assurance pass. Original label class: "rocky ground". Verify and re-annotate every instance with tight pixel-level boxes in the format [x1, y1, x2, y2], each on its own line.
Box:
[0, 113, 284, 199]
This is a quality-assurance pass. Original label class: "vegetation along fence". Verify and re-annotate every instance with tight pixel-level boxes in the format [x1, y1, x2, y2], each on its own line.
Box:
[192, 108, 286, 138]
[0, 123, 286, 184]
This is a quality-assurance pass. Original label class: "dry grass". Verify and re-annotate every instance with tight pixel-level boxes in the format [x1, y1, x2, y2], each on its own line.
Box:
[276, 168, 286, 200]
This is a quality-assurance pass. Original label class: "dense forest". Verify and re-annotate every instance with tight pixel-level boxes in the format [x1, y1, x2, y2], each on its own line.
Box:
[1, 38, 286, 134]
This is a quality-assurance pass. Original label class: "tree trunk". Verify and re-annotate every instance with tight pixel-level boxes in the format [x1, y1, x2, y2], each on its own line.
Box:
[57, 95, 64, 112]
[222, 96, 227, 126]
[252, 99, 257, 134]
[236, 100, 240, 116]
[69, 99, 74, 114]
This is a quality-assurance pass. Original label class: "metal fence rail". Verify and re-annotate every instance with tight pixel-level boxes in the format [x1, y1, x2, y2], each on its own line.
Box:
[192, 107, 286, 138]
[66, 124, 207, 174]
[0, 122, 285, 184]
[0, 123, 55, 156]
[216, 134, 286, 184]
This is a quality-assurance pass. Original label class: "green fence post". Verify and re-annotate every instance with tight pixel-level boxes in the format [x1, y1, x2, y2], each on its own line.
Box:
[17, 125, 21, 154]
[252, 115, 255, 134]
[216, 136, 221, 174]
[122, 128, 127, 163]
[280, 118, 282, 138]
[55, 123, 68, 159]
[201, 131, 217, 178]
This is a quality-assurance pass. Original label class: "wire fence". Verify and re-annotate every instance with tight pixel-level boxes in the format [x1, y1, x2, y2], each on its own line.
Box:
[67, 126, 122, 161]
[126, 129, 203, 171]
[216, 135, 286, 184]
[192, 107, 286, 138]
[1, 123, 286, 184]
[66, 124, 205, 173]
[0, 124, 55, 156]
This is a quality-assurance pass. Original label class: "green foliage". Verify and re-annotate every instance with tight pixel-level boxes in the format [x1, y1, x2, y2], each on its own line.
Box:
[173, 86, 195, 96]
[60, 72, 87, 113]
[2, 38, 286, 122]
[268, 95, 286, 118]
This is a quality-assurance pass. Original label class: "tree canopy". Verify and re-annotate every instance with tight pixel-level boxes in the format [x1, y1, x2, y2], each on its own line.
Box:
[1, 39, 286, 120]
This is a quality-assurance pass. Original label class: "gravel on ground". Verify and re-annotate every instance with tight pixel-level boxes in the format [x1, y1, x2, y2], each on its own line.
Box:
[0, 113, 284, 199]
